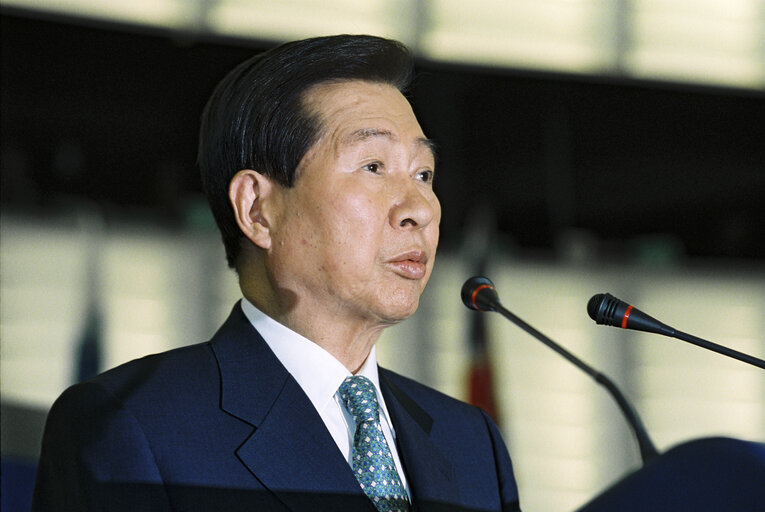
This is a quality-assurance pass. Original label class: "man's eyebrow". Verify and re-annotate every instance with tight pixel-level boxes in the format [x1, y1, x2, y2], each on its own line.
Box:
[342, 128, 438, 161]
[417, 137, 438, 162]
[342, 128, 397, 144]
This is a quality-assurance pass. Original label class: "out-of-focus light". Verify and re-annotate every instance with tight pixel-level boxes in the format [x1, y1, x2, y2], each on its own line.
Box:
[205, 0, 400, 42]
[3, 0, 192, 29]
[422, 0, 615, 73]
[628, 0, 765, 87]
[3, 0, 764, 89]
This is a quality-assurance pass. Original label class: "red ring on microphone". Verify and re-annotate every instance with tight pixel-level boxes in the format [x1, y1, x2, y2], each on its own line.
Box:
[621, 305, 634, 329]
[471, 284, 494, 310]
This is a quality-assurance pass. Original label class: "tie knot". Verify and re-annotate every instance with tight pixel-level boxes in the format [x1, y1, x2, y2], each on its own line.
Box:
[338, 375, 380, 425]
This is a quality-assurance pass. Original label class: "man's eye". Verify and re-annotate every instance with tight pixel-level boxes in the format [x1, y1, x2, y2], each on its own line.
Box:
[363, 162, 382, 174]
[416, 169, 434, 183]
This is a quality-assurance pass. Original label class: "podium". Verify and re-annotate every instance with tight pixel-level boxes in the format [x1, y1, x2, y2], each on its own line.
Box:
[578, 437, 765, 511]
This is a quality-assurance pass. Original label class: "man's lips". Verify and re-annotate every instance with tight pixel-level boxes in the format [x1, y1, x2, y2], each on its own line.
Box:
[388, 250, 428, 279]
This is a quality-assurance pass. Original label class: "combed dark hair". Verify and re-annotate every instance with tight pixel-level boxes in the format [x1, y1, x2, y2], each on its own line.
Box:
[198, 34, 413, 269]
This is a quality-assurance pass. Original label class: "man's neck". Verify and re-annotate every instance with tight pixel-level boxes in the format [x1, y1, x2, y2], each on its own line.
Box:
[243, 296, 386, 374]
[238, 256, 393, 372]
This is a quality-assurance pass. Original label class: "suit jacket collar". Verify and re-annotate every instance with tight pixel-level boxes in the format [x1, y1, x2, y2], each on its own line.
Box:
[209, 303, 375, 511]
[209, 303, 459, 511]
[381, 370, 460, 511]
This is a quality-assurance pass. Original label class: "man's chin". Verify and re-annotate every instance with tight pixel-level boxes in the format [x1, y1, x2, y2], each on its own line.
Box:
[375, 297, 421, 326]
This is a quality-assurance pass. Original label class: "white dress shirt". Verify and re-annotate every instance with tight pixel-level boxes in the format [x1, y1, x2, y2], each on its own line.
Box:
[240, 298, 410, 496]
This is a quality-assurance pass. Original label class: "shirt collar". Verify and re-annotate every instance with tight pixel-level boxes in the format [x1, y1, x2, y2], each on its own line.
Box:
[240, 298, 389, 424]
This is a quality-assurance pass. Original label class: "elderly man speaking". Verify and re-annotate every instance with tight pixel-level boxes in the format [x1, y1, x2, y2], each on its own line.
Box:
[33, 34, 520, 512]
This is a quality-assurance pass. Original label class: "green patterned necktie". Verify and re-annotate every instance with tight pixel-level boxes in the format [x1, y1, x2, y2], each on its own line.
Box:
[338, 375, 411, 512]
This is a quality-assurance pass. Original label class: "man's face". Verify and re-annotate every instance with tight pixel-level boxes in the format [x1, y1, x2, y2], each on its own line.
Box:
[266, 80, 441, 327]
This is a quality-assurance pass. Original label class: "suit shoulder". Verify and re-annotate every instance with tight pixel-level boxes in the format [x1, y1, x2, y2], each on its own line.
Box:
[59, 341, 217, 413]
[102, 340, 212, 380]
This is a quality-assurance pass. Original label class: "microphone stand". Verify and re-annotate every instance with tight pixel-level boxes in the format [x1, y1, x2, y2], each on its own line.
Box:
[490, 302, 660, 465]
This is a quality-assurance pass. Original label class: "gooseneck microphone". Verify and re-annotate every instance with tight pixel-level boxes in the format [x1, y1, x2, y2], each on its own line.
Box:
[588, 293, 765, 370]
[462, 276, 660, 465]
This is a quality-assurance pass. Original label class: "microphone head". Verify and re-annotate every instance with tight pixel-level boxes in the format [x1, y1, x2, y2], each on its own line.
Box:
[588, 292, 672, 335]
[461, 276, 498, 311]
[587, 293, 607, 322]
[588, 292, 623, 326]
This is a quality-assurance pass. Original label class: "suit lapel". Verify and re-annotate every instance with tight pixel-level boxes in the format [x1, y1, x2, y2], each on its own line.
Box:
[210, 304, 375, 512]
[380, 370, 460, 511]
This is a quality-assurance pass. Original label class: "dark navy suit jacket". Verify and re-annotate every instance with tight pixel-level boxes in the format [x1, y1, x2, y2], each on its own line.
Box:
[33, 303, 520, 511]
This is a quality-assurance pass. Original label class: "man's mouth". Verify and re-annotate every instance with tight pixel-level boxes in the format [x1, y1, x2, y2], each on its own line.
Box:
[388, 250, 428, 279]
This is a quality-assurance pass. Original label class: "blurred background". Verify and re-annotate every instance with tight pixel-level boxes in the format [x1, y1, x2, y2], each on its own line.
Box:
[1, 1, 764, 510]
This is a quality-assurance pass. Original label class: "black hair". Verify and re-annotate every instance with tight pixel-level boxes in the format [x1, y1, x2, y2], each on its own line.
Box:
[198, 34, 413, 269]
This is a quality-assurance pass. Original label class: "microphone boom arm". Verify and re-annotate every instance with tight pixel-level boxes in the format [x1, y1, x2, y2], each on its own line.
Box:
[674, 329, 765, 369]
[462, 277, 660, 463]
[490, 301, 660, 465]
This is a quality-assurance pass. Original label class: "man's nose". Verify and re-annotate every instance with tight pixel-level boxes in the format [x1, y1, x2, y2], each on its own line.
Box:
[389, 177, 440, 230]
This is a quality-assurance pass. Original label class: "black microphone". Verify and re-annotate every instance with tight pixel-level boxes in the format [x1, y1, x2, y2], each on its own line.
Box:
[587, 293, 673, 336]
[461, 276, 499, 312]
[461, 276, 660, 465]
[588, 293, 765, 370]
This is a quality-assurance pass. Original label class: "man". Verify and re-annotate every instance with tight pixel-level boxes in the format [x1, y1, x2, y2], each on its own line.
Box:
[33, 34, 520, 511]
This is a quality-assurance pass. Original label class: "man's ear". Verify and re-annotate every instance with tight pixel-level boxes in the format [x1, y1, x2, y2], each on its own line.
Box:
[229, 169, 277, 250]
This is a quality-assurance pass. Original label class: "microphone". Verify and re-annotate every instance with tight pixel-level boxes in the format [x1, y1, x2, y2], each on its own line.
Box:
[587, 293, 673, 336]
[461, 276, 499, 312]
[588, 293, 765, 370]
[461, 276, 660, 465]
